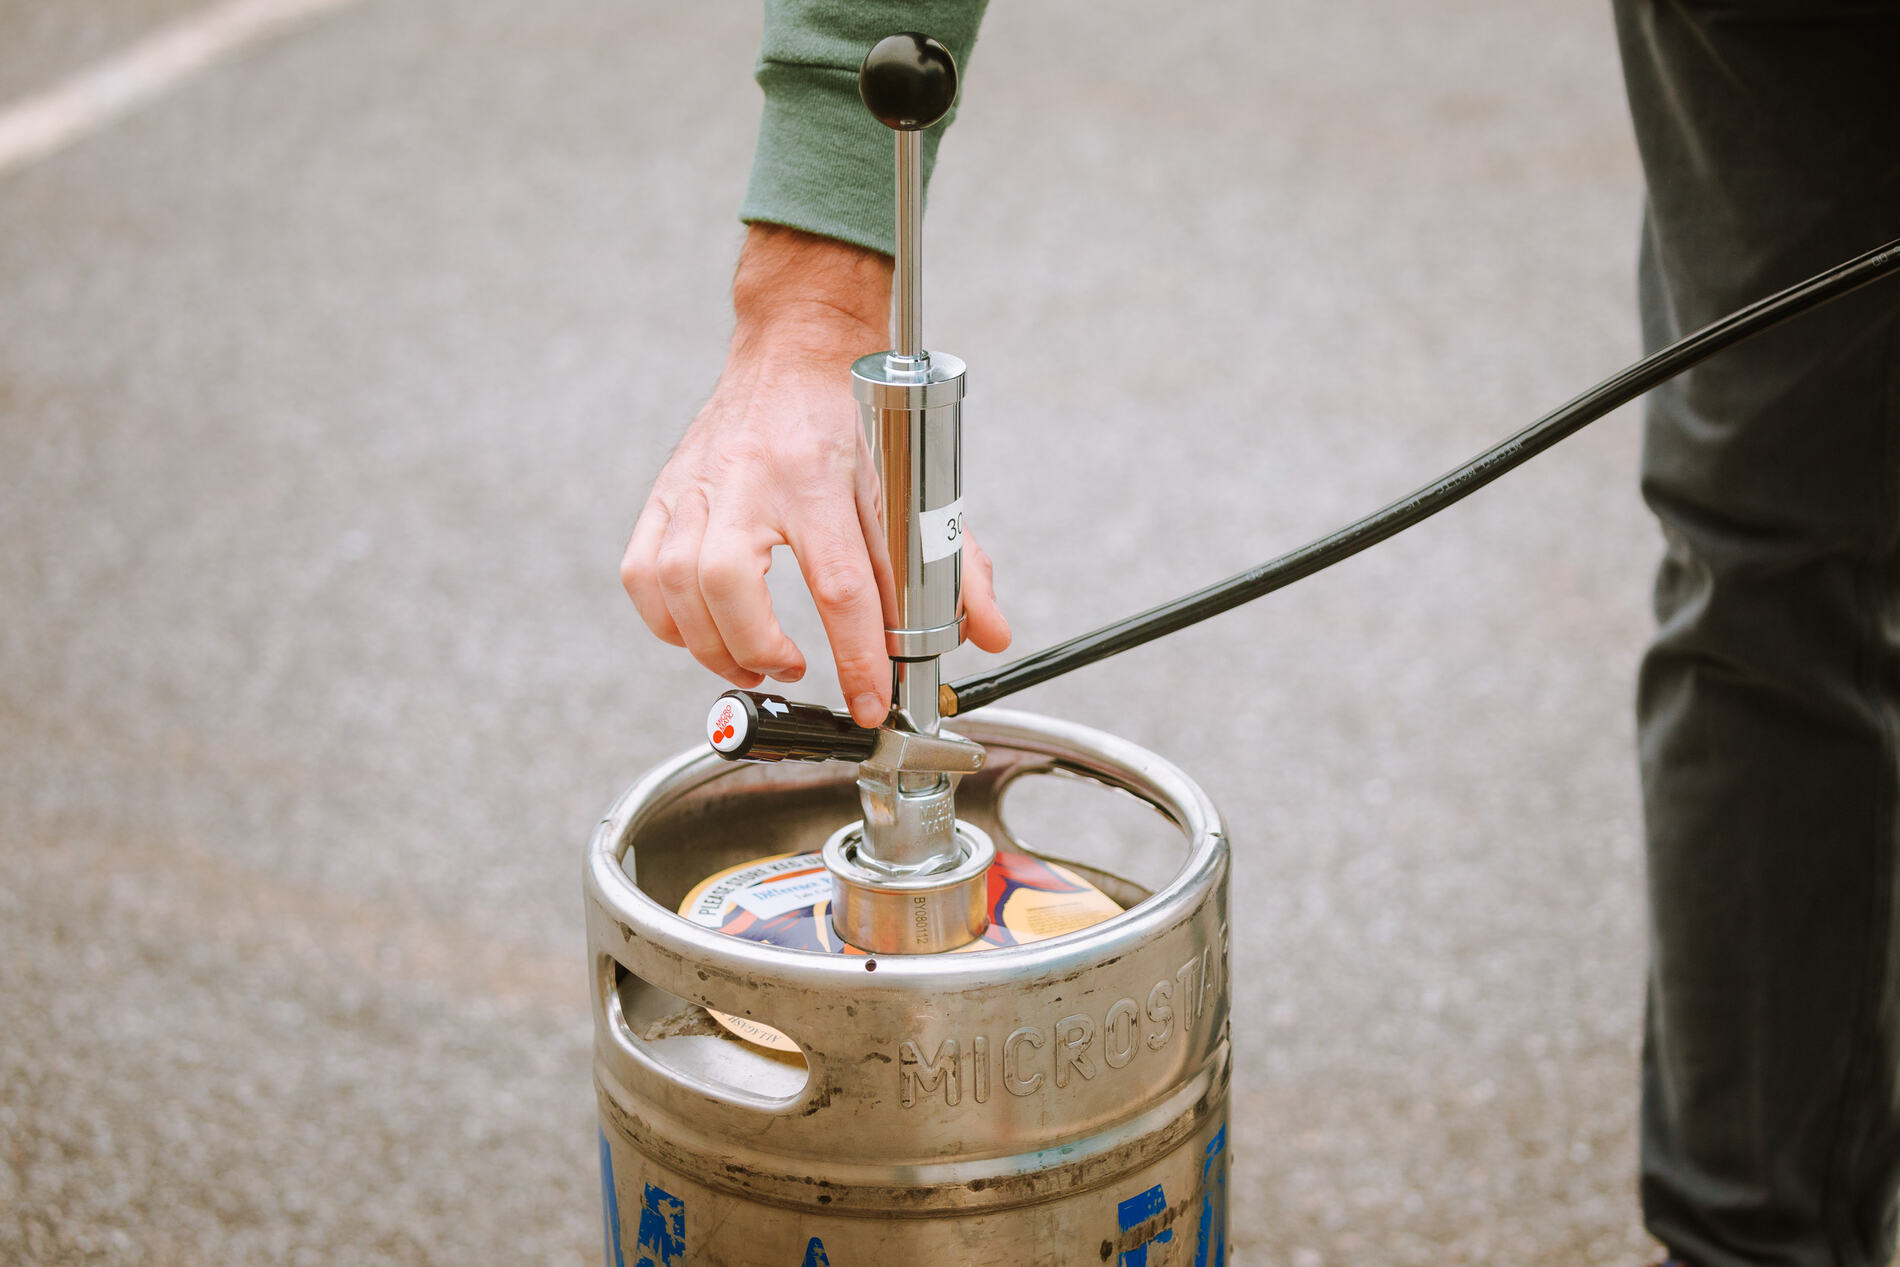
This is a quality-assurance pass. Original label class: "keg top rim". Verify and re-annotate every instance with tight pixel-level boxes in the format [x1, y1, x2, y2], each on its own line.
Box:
[586, 708, 1227, 984]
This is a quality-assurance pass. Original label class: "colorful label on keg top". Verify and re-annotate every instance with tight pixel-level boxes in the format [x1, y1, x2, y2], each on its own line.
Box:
[677, 850, 1122, 1051]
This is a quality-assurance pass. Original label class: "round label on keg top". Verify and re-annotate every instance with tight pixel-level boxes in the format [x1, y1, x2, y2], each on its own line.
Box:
[678, 850, 1123, 1052]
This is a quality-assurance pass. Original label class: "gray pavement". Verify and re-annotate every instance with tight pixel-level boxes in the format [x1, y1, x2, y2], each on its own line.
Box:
[0, 0, 215, 103]
[0, 1, 1691, 1262]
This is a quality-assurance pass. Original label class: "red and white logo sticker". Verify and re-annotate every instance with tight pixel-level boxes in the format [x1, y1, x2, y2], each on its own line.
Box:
[706, 697, 747, 752]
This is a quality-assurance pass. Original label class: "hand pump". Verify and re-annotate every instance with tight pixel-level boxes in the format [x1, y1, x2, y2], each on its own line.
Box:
[703, 33, 993, 954]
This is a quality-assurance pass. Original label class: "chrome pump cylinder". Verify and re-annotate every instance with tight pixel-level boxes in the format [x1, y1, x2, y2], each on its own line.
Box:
[853, 351, 966, 686]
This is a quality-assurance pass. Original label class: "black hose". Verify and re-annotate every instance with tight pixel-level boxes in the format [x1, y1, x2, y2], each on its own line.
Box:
[945, 236, 1900, 716]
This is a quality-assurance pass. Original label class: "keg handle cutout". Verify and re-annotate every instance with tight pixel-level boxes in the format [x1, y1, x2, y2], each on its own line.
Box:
[598, 954, 812, 1110]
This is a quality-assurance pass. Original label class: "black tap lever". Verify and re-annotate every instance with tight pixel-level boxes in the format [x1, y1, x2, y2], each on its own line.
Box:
[705, 690, 879, 765]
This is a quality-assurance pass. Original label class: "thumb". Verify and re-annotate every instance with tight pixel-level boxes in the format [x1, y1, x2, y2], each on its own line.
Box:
[960, 531, 1011, 654]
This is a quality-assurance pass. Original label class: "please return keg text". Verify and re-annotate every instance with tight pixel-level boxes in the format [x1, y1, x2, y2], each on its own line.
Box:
[896, 947, 1219, 1108]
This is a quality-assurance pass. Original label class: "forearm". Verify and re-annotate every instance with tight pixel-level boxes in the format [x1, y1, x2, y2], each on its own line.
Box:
[739, 0, 991, 254]
[729, 224, 891, 358]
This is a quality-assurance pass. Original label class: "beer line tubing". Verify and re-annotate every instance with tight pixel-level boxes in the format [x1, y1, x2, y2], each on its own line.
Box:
[941, 236, 1900, 717]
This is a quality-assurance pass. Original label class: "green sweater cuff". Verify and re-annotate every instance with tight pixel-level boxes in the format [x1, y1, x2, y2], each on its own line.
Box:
[738, 1, 989, 256]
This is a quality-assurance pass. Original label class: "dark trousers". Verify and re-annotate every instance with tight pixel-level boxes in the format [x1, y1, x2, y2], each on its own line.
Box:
[1613, 2, 1900, 1263]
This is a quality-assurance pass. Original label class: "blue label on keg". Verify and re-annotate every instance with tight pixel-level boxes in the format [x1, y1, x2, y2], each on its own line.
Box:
[598, 1129, 625, 1267]
[635, 1183, 687, 1266]
[1117, 1184, 1174, 1265]
[600, 1129, 687, 1267]
[1197, 1125, 1228, 1267]
[599, 1149, 838, 1267]
[1113, 1123, 1227, 1266]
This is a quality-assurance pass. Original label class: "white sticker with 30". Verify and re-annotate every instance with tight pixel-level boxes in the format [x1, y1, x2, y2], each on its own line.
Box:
[919, 497, 964, 564]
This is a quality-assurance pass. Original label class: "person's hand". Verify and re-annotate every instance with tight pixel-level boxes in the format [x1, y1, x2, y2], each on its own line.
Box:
[621, 226, 1010, 727]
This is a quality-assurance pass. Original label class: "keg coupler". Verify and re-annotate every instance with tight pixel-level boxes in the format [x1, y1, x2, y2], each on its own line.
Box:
[703, 32, 993, 955]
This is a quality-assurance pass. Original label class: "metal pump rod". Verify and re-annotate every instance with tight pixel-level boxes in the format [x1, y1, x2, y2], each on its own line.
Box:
[895, 127, 924, 361]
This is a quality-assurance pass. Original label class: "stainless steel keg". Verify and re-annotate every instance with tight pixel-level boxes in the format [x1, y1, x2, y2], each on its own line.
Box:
[585, 710, 1230, 1266]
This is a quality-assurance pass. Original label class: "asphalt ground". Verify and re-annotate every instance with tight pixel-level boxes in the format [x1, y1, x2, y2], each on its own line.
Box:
[1, 1, 1698, 1262]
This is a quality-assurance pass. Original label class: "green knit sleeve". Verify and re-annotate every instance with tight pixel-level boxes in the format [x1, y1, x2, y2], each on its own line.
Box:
[738, 0, 990, 256]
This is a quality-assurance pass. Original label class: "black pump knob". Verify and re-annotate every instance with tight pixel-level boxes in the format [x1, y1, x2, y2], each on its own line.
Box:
[858, 33, 958, 131]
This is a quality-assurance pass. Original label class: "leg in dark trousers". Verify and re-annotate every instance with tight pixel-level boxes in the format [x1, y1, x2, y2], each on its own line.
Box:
[1612, 2, 1900, 1264]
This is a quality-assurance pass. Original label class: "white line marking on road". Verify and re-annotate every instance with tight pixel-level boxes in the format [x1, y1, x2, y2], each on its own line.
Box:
[0, 0, 370, 178]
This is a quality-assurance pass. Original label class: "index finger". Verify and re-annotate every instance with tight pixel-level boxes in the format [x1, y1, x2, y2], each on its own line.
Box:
[787, 505, 889, 727]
